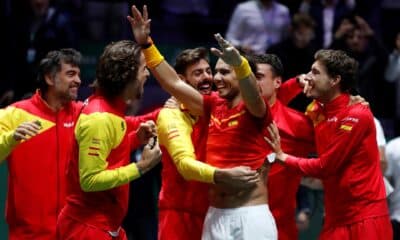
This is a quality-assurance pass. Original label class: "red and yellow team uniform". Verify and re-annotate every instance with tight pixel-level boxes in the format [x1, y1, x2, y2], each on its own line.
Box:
[286, 93, 392, 239]
[268, 99, 315, 240]
[57, 94, 143, 239]
[204, 94, 272, 171]
[267, 77, 315, 240]
[0, 91, 82, 240]
[157, 107, 213, 240]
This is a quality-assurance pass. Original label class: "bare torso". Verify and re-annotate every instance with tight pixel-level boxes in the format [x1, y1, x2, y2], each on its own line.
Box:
[209, 167, 269, 208]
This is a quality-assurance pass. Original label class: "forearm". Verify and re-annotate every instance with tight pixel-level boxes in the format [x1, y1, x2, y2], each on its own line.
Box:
[143, 44, 204, 115]
[285, 155, 324, 178]
[174, 156, 216, 183]
[80, 162, 141, 192]
[0, 131, 18, 163]
[278, 77, 303, 105]
[235, 57, 266, 117]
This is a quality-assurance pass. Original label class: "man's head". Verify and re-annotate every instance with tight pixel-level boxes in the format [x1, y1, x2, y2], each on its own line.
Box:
[305, 49, 358, 102]
[95, 40, 149, 101]
[37, 48, 81, 102]
[290, 13, 315, 49]
[213, 58, 240, 101]
[345, 26, 369, 53]
[249, 54, 283, 104]
[174, 47, 213, 95]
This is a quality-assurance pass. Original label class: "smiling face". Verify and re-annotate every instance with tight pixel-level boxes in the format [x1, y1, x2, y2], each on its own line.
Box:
[124, 53, 150, 101]
[304, 60, 339, 102]
[213, 58, 240, 100]
[181, 59, 213, 95]
[255, 63, 281, 103]
[48, 62, 81, 102]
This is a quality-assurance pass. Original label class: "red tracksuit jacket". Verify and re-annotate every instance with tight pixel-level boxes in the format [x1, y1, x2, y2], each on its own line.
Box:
[0, 92, 82, 240]
[286, 93, 389, 228]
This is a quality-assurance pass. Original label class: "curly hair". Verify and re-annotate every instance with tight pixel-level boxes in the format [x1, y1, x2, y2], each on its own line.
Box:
[37, 48, 81, 92]
[174, 47, 209, 75]
[314, 49, 359, 92]
[95, 40, 142, 99]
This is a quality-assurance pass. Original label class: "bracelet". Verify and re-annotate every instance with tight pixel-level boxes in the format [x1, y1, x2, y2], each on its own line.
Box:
[233, 57, 252, 80]
[142, 41, 164, 69]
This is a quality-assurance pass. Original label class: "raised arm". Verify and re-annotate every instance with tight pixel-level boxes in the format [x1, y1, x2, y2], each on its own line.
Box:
[127, 5, 204, 115]
[211, 34, 266, 118]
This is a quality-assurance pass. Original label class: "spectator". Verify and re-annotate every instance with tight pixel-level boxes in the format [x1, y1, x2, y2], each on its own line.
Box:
[268, 12, 318, 111]
[330, 15, 389, 117]
[386, 137, 400, 240]
[385, 31, 400, 135]
[11, 0, 78, 100]
[226, 0, 290, 54]
[299, 0, 354, 48]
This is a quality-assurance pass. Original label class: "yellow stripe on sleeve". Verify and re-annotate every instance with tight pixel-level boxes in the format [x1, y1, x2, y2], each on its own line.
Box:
[339, 124, 353, 131]
[0, 107, 55, 162]
[157, 108, 216, 183]
[77, 112, 141, 192]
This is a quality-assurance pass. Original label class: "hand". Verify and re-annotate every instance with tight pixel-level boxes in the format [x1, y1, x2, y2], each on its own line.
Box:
[137, 136, 162, 175]
[163, 96, 179, 109]
[135, 120, 157, 145]
[334, 19, 354, 39]
[264, 122, 287, 162]
[349, 95, 369, 106]
[127, 5, 151, 45]
[301, 74, 313, 97]
[214, 166, 259, 190]
[296, 210, 311, 231]
[355, 16, 374, 37]
[210, 33, 242, 67]
[296, 74, 307, 88]
[13, 120, 42, 141]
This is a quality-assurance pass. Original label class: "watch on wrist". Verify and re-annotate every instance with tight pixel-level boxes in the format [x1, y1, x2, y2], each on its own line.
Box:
[266, 152, 276, 163]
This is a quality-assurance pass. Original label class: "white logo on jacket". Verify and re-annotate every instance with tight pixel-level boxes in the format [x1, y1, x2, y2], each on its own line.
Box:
[63, 122, 75, 128]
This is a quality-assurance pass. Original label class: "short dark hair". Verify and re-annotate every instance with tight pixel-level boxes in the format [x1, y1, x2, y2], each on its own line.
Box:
[247, 54, 284, 77]
[314, 49, 358, 92]
[37, 48, 81, 92]
[174, 47, 209, 75]
[95, 40, 142, 99]
[291, 13, 316, 30]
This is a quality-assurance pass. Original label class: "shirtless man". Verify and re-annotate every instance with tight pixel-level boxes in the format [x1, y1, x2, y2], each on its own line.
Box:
[128, 5, 277, 239]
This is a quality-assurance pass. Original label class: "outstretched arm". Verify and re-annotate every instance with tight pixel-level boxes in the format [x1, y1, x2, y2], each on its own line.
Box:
[127, 5, 204, 115]
[211, 34, 266, 118]
[158, 108, 259, 188]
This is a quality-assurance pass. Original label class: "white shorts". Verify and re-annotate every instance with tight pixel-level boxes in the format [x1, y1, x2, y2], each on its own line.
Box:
[201, 204, 277, 240]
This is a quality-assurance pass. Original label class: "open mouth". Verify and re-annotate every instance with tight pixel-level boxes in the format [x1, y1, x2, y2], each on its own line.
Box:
[198, 82, 211, 91]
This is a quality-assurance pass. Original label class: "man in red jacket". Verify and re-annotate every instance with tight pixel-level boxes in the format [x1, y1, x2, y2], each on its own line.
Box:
[57, 40, 162, 239]
[249, 53, 315, 240]
[0, 48, 83, 240]
[156, 47, 259, 240]
[266, 49, 392, 239]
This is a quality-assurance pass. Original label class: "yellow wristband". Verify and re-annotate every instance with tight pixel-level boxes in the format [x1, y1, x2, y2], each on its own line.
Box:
[233, 57, 252, 80]
[142, 43, 165, 69]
